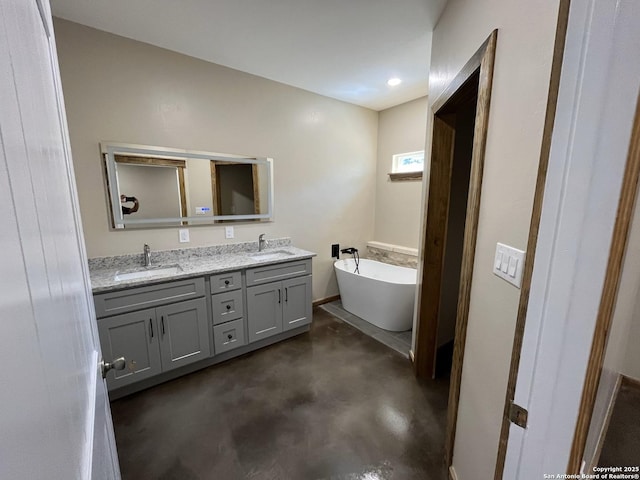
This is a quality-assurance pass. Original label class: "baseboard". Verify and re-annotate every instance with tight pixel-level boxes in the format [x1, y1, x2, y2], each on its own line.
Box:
[621, 373, 640, 389]
[449, 465, 458, 480]
[313, 294, 340, 308]
[589, 373, 623, 473]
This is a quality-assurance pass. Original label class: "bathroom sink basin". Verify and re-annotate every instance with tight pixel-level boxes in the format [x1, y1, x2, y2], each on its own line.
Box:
[114, 264, 183, 282]
[248, 250, 295, 261]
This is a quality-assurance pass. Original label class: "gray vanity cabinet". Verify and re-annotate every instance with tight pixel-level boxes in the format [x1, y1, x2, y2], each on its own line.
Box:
[156, 298, 210, 372]
[97, 308, 162, 389]
[246, 259, 313, 343]
[98, 297, 209, 389]
[282, 276, 312, 331]
[210, 270, 247, 354]
[246, 282, 283, 342]
[95, 278, 210, 391]
[94, 257, 313, 396]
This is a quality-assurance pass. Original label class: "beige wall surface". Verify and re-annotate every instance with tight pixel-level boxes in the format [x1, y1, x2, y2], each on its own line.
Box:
[373, 97, 427, 249]
[54, 19, 378, 301]
[425, 1, 561, 478]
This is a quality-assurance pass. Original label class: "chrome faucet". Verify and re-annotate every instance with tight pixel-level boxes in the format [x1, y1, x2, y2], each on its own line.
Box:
[258, 234, 267, 252]
[143, 244, 151, 267]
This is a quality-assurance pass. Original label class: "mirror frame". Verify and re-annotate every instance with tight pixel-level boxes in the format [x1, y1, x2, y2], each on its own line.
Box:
[101, 142, 274, 228]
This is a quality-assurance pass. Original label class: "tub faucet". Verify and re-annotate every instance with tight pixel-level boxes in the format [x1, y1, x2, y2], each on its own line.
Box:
[143, 243, 151, 267]
[258, 234, 267, 252]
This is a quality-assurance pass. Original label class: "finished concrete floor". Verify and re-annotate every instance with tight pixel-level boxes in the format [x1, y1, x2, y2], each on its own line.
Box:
[111, 308, 450, 480]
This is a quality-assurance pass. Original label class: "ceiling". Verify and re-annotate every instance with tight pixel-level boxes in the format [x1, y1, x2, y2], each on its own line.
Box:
[51, 0, 447, 111]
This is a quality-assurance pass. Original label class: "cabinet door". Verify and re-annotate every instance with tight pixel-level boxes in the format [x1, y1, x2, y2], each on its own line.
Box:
[247, 282, 283, 343]
[282, 275, 312, 331]
[97, 308, 161, 390]
[157, 298, 210, 372]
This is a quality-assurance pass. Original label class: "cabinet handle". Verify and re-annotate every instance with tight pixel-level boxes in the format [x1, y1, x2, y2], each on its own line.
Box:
[161, 316, 165, 336]
[227, 334, 233, 340]
[226, 304, 231, 310]
[278, 289, 281, 304]
[149, 318, 154, 339]
[224, 280, 230, 286]
[285, 287, 288, 302]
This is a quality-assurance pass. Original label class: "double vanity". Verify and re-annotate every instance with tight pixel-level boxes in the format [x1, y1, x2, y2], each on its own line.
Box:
[89, 238, 315, 399]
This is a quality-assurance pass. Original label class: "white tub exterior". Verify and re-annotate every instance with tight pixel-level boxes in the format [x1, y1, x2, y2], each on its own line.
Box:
[334, 258, 416, 332]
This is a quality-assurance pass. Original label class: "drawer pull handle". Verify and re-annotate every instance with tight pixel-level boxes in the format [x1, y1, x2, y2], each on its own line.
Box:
[226, 305, 231, 310]
[161, 316, 165, 336]
[224, 280, 230, 286]
[227, 334, 233, 340]
[149, 318, 154, 339]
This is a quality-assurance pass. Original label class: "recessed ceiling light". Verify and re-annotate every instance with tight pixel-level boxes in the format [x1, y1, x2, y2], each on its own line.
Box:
[387, 78, 402, 87]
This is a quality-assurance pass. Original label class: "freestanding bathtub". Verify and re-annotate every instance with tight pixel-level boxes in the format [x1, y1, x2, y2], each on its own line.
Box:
[334, 258, 417, 332]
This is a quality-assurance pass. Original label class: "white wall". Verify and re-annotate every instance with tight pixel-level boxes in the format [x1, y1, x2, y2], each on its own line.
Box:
[424, 0, 561, 478]
[373, 97, 427, 249]
[54, 19, 378, 301]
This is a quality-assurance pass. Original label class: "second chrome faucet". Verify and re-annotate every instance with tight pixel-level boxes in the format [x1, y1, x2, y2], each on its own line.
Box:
[143, 243, 151, 267]
[258, 234, 268, 252]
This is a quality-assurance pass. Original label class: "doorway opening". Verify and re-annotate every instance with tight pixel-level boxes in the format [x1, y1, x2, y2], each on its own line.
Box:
[413, 30, 497, 468]
[430, 74, 478, 380]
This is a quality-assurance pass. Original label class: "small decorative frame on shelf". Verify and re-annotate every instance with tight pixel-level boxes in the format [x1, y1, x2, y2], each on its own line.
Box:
[388, 150, 424, 181]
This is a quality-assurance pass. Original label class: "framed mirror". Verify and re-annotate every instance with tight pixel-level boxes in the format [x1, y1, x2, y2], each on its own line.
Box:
[101, 143, 273, 229]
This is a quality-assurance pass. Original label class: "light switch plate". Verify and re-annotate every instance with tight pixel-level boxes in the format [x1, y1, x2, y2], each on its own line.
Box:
[179, 229, 190, 243]
[493, 242, 525, 288]
[225, 226, 234, 239]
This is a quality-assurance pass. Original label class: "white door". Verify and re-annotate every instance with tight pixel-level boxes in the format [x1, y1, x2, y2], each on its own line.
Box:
[0, 0, 120, 479]
[501, 0, 640, 477]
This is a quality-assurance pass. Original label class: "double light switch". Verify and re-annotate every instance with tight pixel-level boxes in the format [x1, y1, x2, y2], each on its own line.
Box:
[493, 243, 525, 288]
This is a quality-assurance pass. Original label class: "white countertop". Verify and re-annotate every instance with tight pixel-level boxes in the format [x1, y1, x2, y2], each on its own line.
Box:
[89, 240, 315, 293]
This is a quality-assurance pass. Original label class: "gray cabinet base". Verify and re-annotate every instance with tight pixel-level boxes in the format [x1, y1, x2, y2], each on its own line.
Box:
[108, 324, 310, 400]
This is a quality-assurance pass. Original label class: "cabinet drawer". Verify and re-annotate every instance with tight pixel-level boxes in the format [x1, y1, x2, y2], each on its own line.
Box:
[94, 277, 206, 318]
[211, 289, 244, 325]
[210, 271, 242, 293]
[246, 259, 312, 286]
[213, 319, 246, 354]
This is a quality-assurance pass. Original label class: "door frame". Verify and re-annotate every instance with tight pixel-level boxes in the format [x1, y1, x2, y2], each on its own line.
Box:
[495, 0, 640, 475]
[492, 0, 571, 476]
[567, 84, 640, 473]
[412, 30, 497, 466]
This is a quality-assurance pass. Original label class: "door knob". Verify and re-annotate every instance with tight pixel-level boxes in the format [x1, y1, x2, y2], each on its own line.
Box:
[100, 357, 126, 379]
